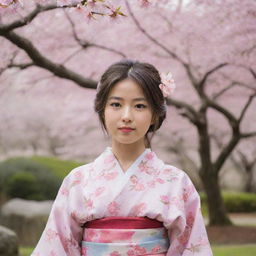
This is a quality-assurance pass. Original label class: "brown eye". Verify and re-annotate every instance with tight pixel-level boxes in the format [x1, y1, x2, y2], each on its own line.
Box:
[136, 104, 147, 109]
[110, 102, 121, 108]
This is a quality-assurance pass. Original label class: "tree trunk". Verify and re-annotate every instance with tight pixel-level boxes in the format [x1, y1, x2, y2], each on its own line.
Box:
[197, 113, 232, 225]
[245, 168, 254, 193]
[200, 171, 232, 225]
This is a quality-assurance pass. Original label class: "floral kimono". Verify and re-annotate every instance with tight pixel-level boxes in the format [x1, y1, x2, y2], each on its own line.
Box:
[31, 147, 213, 256]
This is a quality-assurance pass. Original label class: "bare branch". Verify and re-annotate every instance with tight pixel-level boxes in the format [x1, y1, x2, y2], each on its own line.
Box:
[64, 10, 127, 58]
[212, 82, 237, 100]
[0, 4, 64, 32]
[166, 97, 199, 125]
[207, 98, 238, 125]
[213, 134, 240, 173]
[238, 93, 256, 123]
[249, 68, 256, 80]
[0, 30, 97, 89]
[125, 0, 185, 64]
[7, 62, 34, 69]
[198, 63, 228, 92]
[241, 131, 256, 138]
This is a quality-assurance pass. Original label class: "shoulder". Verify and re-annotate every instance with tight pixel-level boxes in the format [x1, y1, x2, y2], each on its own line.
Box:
[162, 163, 196, 187]
[62, 162, 94, 185]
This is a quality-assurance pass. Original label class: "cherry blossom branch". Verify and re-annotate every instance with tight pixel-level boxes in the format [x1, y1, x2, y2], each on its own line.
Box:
[212, 82, 237, 100]
[198, 63, 228, 92]
[238, 93, 256, 123]
[166, 97, 199, 125]
[64, 10, 127, 57]
[241, 131, 256, 138]
[0, 4, 64, 32]
[207, 99, 238, 125]
[0, 30, 97, 89]
[125, 0, 186, 65]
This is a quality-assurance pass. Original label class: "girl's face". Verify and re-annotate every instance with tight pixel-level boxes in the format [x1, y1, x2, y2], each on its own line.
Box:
[103, 79, 154, 148]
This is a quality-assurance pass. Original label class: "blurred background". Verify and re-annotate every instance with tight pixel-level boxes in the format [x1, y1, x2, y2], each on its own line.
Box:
[0, 0, 256, 255]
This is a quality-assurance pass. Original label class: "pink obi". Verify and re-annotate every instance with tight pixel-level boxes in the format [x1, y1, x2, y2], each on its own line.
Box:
[82, 217, 169, 256]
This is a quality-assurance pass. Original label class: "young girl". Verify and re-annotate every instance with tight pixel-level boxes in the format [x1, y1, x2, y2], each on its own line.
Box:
[31, 59, 213, 256]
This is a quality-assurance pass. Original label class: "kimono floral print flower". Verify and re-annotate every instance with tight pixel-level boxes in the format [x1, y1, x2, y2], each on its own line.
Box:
[31, 147, 213, 256]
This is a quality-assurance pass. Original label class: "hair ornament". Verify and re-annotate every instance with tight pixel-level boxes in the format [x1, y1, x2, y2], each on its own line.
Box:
[159, 72, 176, 98]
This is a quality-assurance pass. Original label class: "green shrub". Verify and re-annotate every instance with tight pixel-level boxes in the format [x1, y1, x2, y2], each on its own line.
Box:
[6, 172, 42, 200]
[31, 156, 83, 179]
[0, 158, 62, 201]
[200, 191, 256, 213]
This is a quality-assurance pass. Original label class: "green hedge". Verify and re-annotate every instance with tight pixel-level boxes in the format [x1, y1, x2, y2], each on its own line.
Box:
[0, 158, 61, 201]
[200, 191, 256, 213]
[0, 156, 84, 202]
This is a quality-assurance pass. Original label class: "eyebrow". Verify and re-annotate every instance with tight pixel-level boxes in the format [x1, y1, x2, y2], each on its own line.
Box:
[108, 96, 147, 102]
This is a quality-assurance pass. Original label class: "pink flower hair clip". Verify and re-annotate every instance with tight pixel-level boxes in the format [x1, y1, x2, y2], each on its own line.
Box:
[159, 72, 176, 98]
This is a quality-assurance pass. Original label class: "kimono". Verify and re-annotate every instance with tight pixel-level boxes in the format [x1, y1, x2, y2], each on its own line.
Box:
[31, 147, 213, 256]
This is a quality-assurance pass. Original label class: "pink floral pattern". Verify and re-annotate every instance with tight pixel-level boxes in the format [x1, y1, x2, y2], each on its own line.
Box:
[131, 203, 147, 215]
[82, 227, 169, 255]
[108, 201, 121, 215]
[31, 147, 213, 256]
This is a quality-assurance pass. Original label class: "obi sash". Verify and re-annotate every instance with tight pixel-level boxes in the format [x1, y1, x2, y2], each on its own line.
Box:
[81, 217, 169, 256]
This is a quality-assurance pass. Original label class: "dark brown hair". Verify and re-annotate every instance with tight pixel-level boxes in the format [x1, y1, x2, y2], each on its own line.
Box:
[94, 59, 166, 148]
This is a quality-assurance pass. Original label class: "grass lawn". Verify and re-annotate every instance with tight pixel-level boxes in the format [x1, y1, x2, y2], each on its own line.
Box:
[212, 244, 256, 256]
[21, 244, 256, 256]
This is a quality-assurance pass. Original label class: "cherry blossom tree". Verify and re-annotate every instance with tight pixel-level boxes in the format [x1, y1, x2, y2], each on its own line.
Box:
[0, 0, 255, 225]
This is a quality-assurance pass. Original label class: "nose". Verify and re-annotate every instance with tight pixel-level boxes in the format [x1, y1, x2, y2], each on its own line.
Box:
[121, 106, 133, 123]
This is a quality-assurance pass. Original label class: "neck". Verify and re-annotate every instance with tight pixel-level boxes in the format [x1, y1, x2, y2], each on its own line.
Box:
[111, 141, 147, 169]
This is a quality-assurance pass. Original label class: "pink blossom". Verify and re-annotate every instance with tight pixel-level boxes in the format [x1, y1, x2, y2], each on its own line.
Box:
[145, 151, 154, 160]
[108, 201, 120, 215]
[109, 251, 121, 256]
[156, 178, 165, 184]
[159, 72, 176, 98]
[81, 246, 87, 256]
[60, 186, 69, 196]
[151, 245, 161, 253]
[84, 198, 94, 209]
[138, 161, 150, 173]
[104, 154, 115, 163]
[186, 211, 195, 228]
[94, 186, 105, 197]
[160, 195, 170, 205]
[131, 203, 147, 215]
[104, 171, 118, 180]
[45, 228, 58, 241]
[130, 175, 138, 184]
[178, 227, 191, 246]
[49, 250, 57, 256]
[83, 229, 97, 241]
[147, 180, 156, 188]
[134, 183, 145, 191]
[138, 0, 151, 8]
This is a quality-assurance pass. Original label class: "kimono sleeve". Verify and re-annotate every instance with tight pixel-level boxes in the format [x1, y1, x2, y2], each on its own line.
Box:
[166, 173, 213, 256]
[31, 169, 84, 256]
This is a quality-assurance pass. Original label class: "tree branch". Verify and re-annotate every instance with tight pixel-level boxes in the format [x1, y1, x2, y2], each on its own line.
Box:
[198, 63, 228, 92]
[212, 82, 237, 100]
[238, 93, 256, 123]
[64, 10, 127, 58]
[125, 0, 186, 64]
[213, 133, 240, 173]
[166, 97, 199, 125]
[7, 62, 34, 69]
[241, 131, 256, 138]
[0, 30, 97, 89]
[207, 98, 238, 125]
[0, 4, 64, 32]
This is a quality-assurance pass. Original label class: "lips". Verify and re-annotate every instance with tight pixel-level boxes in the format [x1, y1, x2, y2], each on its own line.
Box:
[119, 127, 135, 132]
